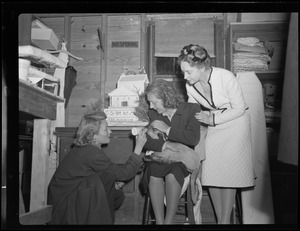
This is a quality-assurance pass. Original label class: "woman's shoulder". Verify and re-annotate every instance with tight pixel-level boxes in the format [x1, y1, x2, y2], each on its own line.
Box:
[179, 102, 200, 112]
[75, 144, 105, 156]
[148, 108, 164, 120]
[212, 67, 236, 81]
[212, 66, 234, 75]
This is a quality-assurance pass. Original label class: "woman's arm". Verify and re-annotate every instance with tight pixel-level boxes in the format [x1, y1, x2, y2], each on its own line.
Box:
[90, 130, 147, 181]
[142, 109, 167, 151]
[213, 73, 247, 125]
[168, 103, 201, 147]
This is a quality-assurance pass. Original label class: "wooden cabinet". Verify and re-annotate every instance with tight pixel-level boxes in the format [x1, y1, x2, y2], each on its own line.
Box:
[18, 81, 65, 224]
[226, 21, 288, 125]
[17, 14, 74, 224]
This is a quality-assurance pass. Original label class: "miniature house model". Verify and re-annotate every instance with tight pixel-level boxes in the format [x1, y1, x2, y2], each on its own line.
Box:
[104, 73, 149, 122]
[117, 74, 149, 95]
[108, 86, 139, 108]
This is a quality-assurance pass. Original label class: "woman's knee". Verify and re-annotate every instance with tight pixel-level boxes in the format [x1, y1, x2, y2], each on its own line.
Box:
[149, 176, 164, 184]
[166, 173, 183, 188]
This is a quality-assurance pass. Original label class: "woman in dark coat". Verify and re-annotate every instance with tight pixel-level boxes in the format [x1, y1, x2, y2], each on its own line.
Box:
[141, 79, 201, 224]
[47, 111, 147, 224]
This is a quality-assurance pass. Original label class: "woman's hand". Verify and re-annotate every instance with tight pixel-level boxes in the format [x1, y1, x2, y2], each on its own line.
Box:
[150, 120, 170, 133]
[195, 111, 214, 126]
[134, 128, 147, 155]
[115, 181, 125, 190]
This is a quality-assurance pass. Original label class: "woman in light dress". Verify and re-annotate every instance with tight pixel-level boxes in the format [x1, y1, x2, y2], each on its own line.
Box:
[177, 44, 255, 224]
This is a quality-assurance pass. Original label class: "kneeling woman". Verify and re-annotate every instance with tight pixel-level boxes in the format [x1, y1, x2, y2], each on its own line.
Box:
[48, 111, 147, 224]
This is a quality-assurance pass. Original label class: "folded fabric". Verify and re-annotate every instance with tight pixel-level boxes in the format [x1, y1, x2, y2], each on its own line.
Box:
[233, 52, 271, 62]
[237, 37, 260, 47]
[234, 42, 267, 54]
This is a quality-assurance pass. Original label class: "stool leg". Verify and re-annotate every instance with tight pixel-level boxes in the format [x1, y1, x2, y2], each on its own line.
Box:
[236, 189, 243, 224]
[187, 185, 195, 224]
[231, 190, 243, 224]
[142, 194, 150, 224]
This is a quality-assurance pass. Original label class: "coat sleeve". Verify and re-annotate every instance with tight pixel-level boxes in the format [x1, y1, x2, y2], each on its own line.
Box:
[90, 149, 143, 182]
[168, 103, 201, 147]
[213, 72, 247, 125]
[142, 109, 166, 151]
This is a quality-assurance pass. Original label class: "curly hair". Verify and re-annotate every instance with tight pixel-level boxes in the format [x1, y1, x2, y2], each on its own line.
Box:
[176, 44, 211, 69]
[74, 111, 107, 147]
[144, 79, 185, 109]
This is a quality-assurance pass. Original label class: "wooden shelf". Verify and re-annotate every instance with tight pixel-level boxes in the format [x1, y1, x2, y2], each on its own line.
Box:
[227, 21, 288, 74]
[19, 79, 64, 120]
[227, 22, 288, 127]
[256, 71, 284, 82]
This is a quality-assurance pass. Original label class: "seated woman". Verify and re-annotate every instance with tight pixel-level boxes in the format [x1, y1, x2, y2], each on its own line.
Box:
[140, 79, 201, 224]
[47, 111, 147, 225]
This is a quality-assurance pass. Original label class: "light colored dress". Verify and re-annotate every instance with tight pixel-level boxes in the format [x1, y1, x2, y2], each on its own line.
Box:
[186, 66, 255, 188]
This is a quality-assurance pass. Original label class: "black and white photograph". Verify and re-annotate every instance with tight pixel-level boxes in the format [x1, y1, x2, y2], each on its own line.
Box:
[2, 1, 298, 230]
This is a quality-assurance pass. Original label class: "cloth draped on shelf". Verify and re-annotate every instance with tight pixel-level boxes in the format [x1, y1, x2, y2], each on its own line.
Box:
[237, 71, 274, 224]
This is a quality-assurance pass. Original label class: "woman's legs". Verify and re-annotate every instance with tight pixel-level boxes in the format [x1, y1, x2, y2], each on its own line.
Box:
[164, 174, 182, 224]
[220, 188, 236, 224]
[149, 176, 165, 224]
[209, 187, 236, 224]
[209, 187, 222, 223]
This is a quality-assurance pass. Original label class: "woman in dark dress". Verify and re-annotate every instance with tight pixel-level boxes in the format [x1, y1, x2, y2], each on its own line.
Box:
[141, 79, 201, 224]
[47, 111, 147, 224]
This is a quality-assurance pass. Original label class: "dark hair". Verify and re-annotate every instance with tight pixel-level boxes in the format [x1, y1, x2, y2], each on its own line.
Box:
[144, 79, 185, 109]
[74, 111, 107, 147]
[176, 44, 211, 69]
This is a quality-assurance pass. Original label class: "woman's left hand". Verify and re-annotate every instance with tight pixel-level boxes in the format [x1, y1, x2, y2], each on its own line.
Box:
[115, 181, 125, 190]
[150, 120, 170, 133]
[195, 111, 214, 126]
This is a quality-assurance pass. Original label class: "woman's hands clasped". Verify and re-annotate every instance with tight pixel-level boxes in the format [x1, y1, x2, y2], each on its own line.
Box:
[150, 120, 170, 134]
[195, 111, 214, 126]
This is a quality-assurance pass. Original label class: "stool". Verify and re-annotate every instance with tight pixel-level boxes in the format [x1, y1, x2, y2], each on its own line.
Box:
[142, 183, 195, 224]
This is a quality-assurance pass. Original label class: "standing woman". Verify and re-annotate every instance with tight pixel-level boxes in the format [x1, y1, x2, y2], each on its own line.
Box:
[140, 79, 201, 224]
[177, 44, 255, 224]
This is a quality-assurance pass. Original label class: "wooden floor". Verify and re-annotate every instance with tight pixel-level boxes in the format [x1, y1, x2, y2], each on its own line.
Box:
[115, 189, 216, 225]
[115, 158, 299, 225]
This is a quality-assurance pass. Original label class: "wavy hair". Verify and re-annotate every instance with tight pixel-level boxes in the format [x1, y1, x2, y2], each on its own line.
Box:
[176, 44, 211, 69]
[144, 79, 185, 109]
[73, 111, 107, 147]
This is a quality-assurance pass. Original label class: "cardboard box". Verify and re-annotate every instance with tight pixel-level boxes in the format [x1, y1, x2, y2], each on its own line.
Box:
[31, 28, 59, 50]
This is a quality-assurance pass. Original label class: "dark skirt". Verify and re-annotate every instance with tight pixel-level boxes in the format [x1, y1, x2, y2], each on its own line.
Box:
[139, 161, 189, 195]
